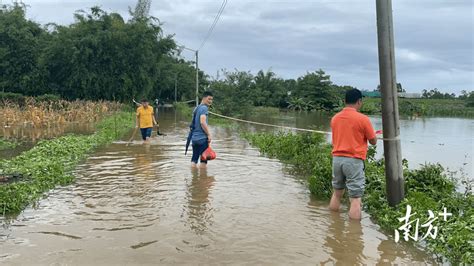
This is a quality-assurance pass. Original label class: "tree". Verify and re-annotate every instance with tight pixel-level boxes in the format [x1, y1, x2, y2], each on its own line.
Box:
[252, 70, 287, 107]
[0, 3, 47, 95]
[211, 70, 254, 117]
[129, 0, 151, 22]
[41, 6, 180, 101]
[465, 91, 474, 107]
[294, 69, 342, 111]
[422, 88, 455, 99]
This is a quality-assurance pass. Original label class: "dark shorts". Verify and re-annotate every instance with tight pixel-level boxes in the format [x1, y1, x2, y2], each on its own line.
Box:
[191, 138, 209, 164]
[140, 127, 152, 140]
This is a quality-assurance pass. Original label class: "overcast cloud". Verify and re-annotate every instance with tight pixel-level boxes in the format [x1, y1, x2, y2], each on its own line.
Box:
[18, 0, 474, 93]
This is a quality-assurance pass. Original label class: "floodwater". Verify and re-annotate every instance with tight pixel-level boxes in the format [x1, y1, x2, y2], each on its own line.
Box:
[0, 123, 96, 159]
[247, 110, 474, 180]
[0, 109, 436, 265]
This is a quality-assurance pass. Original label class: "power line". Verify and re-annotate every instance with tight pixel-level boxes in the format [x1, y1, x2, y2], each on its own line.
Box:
[198, 0, 228, 51]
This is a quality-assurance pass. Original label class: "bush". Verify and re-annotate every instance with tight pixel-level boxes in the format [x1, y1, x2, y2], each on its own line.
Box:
[0, 92, 26, 105]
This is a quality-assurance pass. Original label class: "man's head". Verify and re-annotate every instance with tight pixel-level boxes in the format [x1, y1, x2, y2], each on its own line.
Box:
[201, 91, 213, 106]
[141, 99, 149, 108]
[345, 89, 363, 110]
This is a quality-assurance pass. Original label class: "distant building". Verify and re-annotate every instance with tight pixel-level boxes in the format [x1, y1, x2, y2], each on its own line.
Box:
[398, 92, 422, 98]
[362, 91, 381, 98]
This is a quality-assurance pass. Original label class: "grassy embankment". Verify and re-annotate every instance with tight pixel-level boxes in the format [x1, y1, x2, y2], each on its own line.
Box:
[0, 110, 134, 215]
[243, 132, 473, 264]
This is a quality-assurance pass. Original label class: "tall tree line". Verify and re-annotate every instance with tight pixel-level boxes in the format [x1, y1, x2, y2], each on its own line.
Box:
[0, 2, 205, 102]
[210, 69, 353, 116]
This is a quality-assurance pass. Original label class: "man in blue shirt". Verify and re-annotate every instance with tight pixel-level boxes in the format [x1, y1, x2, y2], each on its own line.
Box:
[191, 91, 214, 168]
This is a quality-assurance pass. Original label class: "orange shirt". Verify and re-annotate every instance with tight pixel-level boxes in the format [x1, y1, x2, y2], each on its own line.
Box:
[136, 106, 154, 128]
[331, 107, 376, 160]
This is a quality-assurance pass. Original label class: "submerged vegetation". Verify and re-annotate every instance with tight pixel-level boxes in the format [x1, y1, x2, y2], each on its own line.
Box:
[0, 112, 134, 215]
[0, 138, 17, 151]
[1, 93, 123, 128]
[243, 132, 473, 264]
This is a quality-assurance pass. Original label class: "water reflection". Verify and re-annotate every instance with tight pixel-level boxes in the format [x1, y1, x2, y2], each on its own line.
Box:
[323, 212, 365, 265]
[184, 168, 215, 234]
[134, 144, 154, 178]
[1, 123, 95, 142]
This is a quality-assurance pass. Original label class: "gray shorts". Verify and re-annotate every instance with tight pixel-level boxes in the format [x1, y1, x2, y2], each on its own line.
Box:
[332, 156, 365, 198]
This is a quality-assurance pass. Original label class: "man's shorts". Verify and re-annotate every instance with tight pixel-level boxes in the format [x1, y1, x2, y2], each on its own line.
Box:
[332, 156, 365, 198]
[140, 127, 153, 140]
[191, 138, 209, 164]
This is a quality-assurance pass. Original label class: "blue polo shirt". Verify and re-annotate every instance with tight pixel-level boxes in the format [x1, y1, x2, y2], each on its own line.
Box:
[191, 104, 209, 141]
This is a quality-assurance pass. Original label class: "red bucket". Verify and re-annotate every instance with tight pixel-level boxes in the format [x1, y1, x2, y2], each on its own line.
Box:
[201, 146, 217, 161]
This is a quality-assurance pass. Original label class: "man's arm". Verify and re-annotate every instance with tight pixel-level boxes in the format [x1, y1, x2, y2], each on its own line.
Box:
[200, 114, 211, 142]
[365, 117, 377, 145]
[152, 113, 158, 126]
[136, 112, 140, 128]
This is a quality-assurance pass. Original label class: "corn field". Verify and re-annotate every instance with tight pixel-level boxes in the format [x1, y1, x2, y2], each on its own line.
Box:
[1, 97, 123, 130]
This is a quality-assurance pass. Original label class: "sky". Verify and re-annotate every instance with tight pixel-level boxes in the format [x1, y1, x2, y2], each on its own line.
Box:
[17, 0, 474, 94]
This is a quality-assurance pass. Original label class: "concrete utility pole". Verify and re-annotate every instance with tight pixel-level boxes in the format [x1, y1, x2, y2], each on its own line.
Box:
[174, 73, 178, 104]
[180, 46, 200, 107]
[376, 0, 404, 206]
[195, 50, 199, 107]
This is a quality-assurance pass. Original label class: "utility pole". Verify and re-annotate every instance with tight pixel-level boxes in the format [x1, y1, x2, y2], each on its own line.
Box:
[174, 73, 178, 103]
[180, 46, 199, 107]
[195, 50, 199, 107]
[376, 0, 404, 206]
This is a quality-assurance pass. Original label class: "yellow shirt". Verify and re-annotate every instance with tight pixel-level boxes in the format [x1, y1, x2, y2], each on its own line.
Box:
[136, 106, 154, 128]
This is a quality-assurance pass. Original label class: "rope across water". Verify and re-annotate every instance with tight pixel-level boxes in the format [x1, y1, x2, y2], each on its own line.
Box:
[209, 111, 399, 141]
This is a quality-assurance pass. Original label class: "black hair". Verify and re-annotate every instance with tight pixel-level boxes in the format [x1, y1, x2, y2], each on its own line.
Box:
[202, 91, 213, 98]
[345, 89, 363, 104]
[141, 98, 148, 103]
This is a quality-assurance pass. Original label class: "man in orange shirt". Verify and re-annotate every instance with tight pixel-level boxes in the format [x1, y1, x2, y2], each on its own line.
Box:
[136, 99, 158, 143]
[329, 89, 377, 220]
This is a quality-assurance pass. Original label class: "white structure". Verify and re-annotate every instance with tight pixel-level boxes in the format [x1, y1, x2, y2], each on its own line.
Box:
[398, 92, 422, 98]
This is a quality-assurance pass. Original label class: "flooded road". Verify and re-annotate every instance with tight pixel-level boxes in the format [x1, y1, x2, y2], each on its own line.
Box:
[1, 109, 435, 265]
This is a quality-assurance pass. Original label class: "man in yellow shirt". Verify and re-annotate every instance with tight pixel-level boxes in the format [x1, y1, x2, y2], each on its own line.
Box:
[136, 99, 158, 143]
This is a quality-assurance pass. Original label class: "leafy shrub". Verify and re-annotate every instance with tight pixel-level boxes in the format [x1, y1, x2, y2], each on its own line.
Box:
[0, 92, 26, 105]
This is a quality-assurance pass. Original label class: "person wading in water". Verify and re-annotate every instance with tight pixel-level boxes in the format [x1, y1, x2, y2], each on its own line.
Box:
[136, 99, 158, 143]
[189, 91, 213, 168]
[329, 89, 378, 220]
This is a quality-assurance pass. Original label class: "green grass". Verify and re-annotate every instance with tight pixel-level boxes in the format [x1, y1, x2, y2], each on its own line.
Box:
[0, 112, 134, 215]
[243, 132, 473, 264]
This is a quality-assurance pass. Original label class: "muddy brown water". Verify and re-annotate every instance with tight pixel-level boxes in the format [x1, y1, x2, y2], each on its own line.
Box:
[0, 123, 96, 159]
[1, 109, 437, 265]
